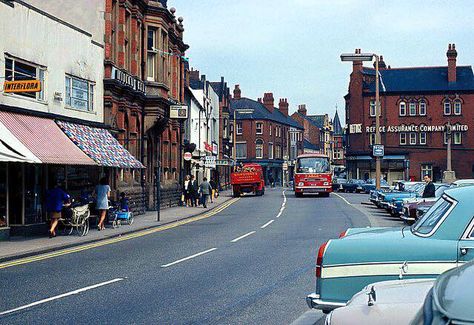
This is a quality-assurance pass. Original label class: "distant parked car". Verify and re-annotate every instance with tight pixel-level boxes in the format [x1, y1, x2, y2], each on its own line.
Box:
[326, 279, 434, 325]
[361, 179, 390, 193]
[411, 258, 474, 324]
[341, 179, 365, 193]
[401, 184, 450, 221]
[332, 178, 347, 192]
[450, 179, 474, 188]
[306, 186, 474, 313]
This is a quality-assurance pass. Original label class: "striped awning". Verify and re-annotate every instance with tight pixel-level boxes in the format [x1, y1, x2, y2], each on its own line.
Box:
[0, 119, 41, 163]
[57, 121, 144, 169]
[0, 112, 95, 165]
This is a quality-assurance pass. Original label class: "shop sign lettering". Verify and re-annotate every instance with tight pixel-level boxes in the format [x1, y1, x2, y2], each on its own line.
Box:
[349, 123, 469, 134]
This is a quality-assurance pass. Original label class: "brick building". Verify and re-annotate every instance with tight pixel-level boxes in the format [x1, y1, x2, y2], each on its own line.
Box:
[291, 104, 321, 154]
[230, 87, 304, 186]
[344, 44, 474, 183]
[332, 109, 345, 167]
[104, 0, 188, 209]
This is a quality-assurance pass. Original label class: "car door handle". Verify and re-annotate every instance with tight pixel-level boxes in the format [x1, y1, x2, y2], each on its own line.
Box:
[460, 247, 474, 255]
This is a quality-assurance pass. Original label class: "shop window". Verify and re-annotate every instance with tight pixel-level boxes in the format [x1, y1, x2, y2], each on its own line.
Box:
[409, 133, 417, 145]
[256, 122, 263, 135]
[369, 100, 376, 117]
[236, 122, 243, 135]
[65, 75, 94, 112]
[419, 132, 427, 145]
[400, 133, 407, 145]
[454, 132, 462, 144]
[409, 102, 417, 116]
[236, 142, 247, 159]
[421, 164, 433, 179]
[443, 101, 451, 115]
[419, 100, 427, 116]
[5, 56, 46, 101]
[268, 143, 274, 159]
[454, 100, 462, 115]
[399, 102, 406, 116]
[255, 139, 264, 159]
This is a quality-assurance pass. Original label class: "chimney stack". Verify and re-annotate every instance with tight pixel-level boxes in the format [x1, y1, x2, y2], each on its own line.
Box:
[298, 104, 307, 116]
[189, 68, 200, 82]
[233, 84, 241, 99]
[263, 93, 274, 113]
[352, 48, 363, 73]
[257, 97, 262, 103]
[278, 98, 289, 116]
[447, 43, 457, 83]
[374, 55, 387, 70]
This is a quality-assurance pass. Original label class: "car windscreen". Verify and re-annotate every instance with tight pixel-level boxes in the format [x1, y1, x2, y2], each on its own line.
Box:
[296, 157, 329, 173]
[435, 186, 448, 197]
[411, 196, 454, 236]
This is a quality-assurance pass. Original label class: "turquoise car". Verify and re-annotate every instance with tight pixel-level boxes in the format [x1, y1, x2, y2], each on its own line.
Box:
[306, 186, 474, 313]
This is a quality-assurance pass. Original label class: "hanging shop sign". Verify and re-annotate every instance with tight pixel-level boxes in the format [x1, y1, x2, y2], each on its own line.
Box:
[170, 105, 188, 119]
[3, 80, 41, 93]
[212, 143, 218, 155]
[204, 156, 216, 169]
[204, 142, 213, 153]
[111, 66, 145, 93]
[216, 159, 232, 166]
[183, 152, 192, 161]
[349, 123, 469, 134]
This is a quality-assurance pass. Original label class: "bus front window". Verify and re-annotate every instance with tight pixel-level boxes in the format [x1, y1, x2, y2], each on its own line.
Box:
[296, 158, 329, 173]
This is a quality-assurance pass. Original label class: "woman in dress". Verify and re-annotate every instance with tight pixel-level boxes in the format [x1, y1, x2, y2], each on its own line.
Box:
[94, 177, 110, 230]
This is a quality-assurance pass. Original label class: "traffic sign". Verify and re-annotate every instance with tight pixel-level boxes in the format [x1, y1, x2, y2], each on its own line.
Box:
[373, 144, 384, 157]
[183, 152, 192, 161]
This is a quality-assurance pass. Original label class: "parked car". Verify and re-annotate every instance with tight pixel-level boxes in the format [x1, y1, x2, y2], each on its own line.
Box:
[411, 258, 474, 324]
[377, 182, 424, 210]
[341, 179, 365, 193]
[360, 179, 390, 193]
[450, 179, 474, 188]
[401, 184, 450, 221]
[325, 279, 435, 325]
[370, 181, 421, 206]
[306, 186, 474, 313]
[332, 178, 347, 192]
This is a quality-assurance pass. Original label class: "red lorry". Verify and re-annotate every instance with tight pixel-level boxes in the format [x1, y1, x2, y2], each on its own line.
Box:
[230, 163, 265, 197]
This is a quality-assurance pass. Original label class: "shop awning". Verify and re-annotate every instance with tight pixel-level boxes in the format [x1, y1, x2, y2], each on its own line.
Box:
[0, 112, 95, 165]
[0, 120, 41, 163]
[57, 121, 144, 169]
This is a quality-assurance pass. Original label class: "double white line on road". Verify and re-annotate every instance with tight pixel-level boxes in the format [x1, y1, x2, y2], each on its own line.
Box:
[0, 278, 125, 317]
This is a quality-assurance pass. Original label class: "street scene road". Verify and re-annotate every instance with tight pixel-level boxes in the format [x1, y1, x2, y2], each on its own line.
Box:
[0, 189, 401, 325]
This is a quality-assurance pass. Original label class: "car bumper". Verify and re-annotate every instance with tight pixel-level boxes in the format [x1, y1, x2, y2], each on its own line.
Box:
[306, 293, 346, 311]
[295, 186, 332, 193]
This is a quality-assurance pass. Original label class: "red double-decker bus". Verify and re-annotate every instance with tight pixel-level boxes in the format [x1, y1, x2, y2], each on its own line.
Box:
[293, 153, 332, 197]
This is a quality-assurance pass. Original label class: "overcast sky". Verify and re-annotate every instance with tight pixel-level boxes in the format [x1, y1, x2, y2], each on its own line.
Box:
[169, 0, 474, 122]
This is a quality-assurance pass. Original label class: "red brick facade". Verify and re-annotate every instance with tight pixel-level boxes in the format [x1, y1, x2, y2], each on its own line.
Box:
[345, 44, 474, 182]
[291, 105, 321, 151]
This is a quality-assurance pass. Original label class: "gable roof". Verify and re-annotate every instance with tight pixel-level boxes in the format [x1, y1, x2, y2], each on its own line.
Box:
[363, 66, 474, 93]
[333, 110, 343, 135]
[230, 97, 303, 129]
[304, 139, 320, 151]
[307, 115, 326, 129]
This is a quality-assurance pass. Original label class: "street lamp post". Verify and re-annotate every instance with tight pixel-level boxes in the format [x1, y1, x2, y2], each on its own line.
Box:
[341, 51, 382, 190]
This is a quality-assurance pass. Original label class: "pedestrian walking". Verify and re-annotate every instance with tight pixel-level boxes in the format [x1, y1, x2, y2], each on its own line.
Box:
[189, 175, 198, 207]
[269, 175, 275, 188]
[209, 179, 216, 203]
[46, 181, 70, 238]
[199, 177, 213, 208]
[183, 175, 191, 207]
[422, 174, 436, 198]
[94, 177, 111, 230]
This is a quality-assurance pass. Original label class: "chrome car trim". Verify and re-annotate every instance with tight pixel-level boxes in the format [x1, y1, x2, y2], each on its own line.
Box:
[306, 293, 346, 310]
[461, 217, 474, 240]
[321, 261, 457, 279]
[412, 195, 457, 238]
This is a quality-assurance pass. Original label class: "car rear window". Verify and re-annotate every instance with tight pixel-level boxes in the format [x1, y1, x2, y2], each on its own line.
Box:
[412, 196, 454, 236]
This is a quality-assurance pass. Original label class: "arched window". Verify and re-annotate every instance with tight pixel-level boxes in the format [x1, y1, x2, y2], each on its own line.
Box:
[399, 101, 406, 116]
[443, 100, 451, 115]
[255, 139, 264, 159]
[454, 99, 462, 115]
[419, 100, 427, 116]
[409, 102, 417, 116]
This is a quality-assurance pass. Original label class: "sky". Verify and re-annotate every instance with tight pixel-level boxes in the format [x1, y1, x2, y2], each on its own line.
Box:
[169, 0, 474, 122]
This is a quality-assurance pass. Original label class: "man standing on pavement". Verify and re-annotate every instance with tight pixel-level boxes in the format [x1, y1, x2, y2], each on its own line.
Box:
[422, 174, 436, 198]
[199, 177, 213, 208]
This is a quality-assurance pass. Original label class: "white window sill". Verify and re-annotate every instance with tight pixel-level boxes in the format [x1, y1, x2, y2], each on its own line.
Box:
[64, 105, 97, 115]
[2, 92, 48, 105]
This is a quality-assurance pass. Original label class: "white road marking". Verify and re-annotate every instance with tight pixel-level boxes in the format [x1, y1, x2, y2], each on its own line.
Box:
[261, 220, 274, 229]
[0, 278, 125, 316]
[333, 192, 352, 205]
[231, 231, 256, 243]
[161, 248, 218, 268]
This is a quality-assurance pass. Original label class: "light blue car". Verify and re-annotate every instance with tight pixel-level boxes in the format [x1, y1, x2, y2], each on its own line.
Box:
[306, 186, 474, 313]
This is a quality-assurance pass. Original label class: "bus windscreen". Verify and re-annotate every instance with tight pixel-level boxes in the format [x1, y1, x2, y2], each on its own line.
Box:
[296, 157, 329, 173]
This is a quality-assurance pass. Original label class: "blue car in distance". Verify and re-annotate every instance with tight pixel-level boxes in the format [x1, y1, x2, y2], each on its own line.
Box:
[377, 183, 424, 209]
[361, 179, 390, 194]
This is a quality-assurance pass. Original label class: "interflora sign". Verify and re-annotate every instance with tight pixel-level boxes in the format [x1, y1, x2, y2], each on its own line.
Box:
[3, 80, 41, 93]
[349, 123, 469, 134]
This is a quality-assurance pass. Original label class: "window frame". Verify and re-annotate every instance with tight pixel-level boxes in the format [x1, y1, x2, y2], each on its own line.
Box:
[454, 100, 462, 115]
[400, 133, 407, 145]
[236, 122, 243, 135]
[409, 102, 417, 116]
[419, 132, 427, 145]
[409, 132, 417, 145]
[65, 75, 95, 112]
[5, 56, 46, 101]
[255, 139, 264, 159]
[420, 164, 433, 180]
[235, 142, 247, 159]
[453, 132, 462, 145]
[369, 100, 376, 117]
[256, 122, 263, 135]
[268, 142, 274, 159]
[443, 101, 451, 115]
[419, 100, 427, 116]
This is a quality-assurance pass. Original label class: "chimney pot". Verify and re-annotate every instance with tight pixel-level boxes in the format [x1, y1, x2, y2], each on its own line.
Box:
[233, 84, 241, 99]
[298, 104, 307, 116]
[447, 43, 458, 83]
[263, 92, 274, 113]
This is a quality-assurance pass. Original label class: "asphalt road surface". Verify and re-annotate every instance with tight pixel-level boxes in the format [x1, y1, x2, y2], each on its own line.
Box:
[0, 189, 402, 325]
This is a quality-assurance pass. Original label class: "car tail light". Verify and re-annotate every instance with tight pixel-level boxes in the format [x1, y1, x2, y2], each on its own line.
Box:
[339, 230, 347, 238]
[316, 241, 328, 278]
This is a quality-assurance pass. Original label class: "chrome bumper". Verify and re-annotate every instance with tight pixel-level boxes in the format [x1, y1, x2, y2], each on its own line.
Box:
[306, 293, 346, 311]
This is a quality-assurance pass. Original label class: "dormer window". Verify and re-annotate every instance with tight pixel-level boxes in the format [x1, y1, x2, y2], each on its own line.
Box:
[399, 102, 406, 116]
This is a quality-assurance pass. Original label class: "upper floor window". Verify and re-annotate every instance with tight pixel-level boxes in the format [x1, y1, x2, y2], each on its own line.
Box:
[419, 132, 427, 145]
[147, 28, 157, 81]
[65, 75, 94, 112]
[5, 57, 45, 101]
[400, 133, 407, 145]
[269, 124, 272, 136]
[268, 142, 274, 159]
[443, 101, 451, 115]
[255, 139, 264, 159]
[419, 100, 427, 116]
[454, 100, 462, 115]
[236, 122, 243, 135]
[399, 101, 406, 116]
[235, 142, 247, 159]
[409, 132, 417, 145]
[369, 133, 376, 145]
[369, 100, 376, 117]
[454, 132, 462, 144]
[409, 102, 416, 116]
[256, 122, 263, 134]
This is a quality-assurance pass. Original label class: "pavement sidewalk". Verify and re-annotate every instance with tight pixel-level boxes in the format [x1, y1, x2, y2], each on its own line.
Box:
[0, 191, 233, 263]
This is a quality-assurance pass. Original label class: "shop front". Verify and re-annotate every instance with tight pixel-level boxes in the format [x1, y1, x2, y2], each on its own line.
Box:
[345, 154, 407, 184]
